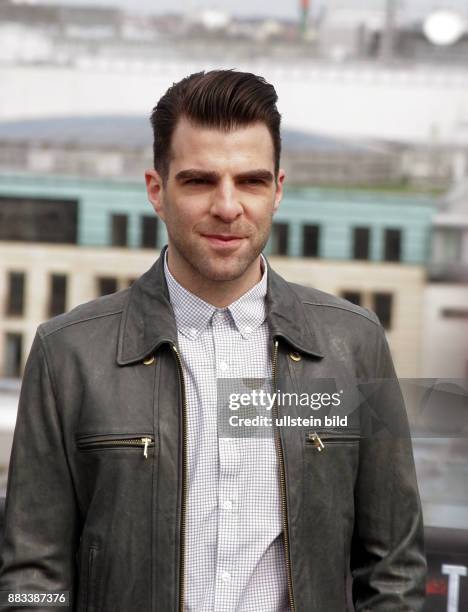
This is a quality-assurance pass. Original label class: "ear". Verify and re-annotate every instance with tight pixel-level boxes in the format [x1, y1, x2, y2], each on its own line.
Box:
[273, 168, 286, 214]
[145, 168, 166, 221]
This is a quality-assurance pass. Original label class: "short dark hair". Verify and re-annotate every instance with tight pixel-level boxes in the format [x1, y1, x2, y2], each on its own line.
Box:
[149, 69, 282, 185]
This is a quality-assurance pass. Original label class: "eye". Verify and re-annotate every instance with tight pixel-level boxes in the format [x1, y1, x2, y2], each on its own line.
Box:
[186, 178, 208, 185]
[242, 178, 264, 185]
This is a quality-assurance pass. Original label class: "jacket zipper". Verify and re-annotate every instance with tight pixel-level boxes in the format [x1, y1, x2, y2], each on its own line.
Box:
[171, 344, 188, 612]
[306, 431, 361, 451]
[272, 338, 296, 612]
[76, 435, 154, 458]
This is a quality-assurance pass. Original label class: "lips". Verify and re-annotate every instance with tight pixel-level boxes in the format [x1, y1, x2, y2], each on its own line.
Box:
[200, 233, 246, 249]
[202, 234, 243, 241]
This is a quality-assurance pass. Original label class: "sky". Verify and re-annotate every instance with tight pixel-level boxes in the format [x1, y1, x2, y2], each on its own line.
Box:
[31, 1, 468, 20]
[35, 0, 314, 19]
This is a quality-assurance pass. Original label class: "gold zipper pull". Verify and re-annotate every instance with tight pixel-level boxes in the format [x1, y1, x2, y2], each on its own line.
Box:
[141, 437, 152, 458]
[309, 431, 325, 452]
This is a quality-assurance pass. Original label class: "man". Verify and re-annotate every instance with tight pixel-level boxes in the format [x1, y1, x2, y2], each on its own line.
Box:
[0, 69, 426, 611]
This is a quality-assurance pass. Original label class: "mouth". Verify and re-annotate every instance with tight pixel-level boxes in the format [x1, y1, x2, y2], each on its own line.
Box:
[203, 233, 243, 241]
[200, 233, 245, 249]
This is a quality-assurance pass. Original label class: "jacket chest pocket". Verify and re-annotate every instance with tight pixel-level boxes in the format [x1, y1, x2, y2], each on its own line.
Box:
[304, 430, 361, 452]
[74, 432, 157, 573]
[76, 433, 155, 459]
[302, 429, 360, 525]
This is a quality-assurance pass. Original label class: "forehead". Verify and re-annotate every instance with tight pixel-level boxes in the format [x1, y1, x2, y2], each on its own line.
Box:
[168, 116, 275, 172]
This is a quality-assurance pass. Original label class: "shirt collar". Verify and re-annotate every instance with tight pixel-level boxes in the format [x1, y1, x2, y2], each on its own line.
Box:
[163, 248, 267, 340]
[116, 244, 325, 366]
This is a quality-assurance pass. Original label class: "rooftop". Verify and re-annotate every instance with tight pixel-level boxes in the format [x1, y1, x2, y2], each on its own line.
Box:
[0, 115, 394, 155]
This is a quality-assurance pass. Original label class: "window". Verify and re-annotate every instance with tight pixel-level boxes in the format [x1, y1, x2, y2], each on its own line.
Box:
[270, 222, 289, 255]
[383, 228, 401, 262]
[0, 196, 77, 243]
[140, 215, 158, 248]
[352, 227, 370, 260]
[439, 228, 462, 264]
[303, 224, 320, 257]
[373, 292, 393, 330]
[441, 308, 468, 319]
[111, 214, 128, 247]
[97, 277, 118, 296]
[341, 291, 362, 306]
[48, 274, 67, 317]
[4, 332, 22, 378]
[6, 271, 25, 317]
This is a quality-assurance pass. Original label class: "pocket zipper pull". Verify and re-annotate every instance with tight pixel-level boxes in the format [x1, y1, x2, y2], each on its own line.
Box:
[309, 431, 325, 452]
[142, 437, 152, 458]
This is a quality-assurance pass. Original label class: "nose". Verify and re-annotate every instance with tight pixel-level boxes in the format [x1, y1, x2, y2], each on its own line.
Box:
[209, 177, 243, 222]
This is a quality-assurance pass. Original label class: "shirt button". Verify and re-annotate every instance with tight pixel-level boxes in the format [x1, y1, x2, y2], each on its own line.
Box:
[243, 325, 252, 334]
[220, 499, 232, 510]
[220, 571, 231, 583]
[212, 311, 223, 325]
[189, 328, 197, 338]
[219, 361, 229, 372]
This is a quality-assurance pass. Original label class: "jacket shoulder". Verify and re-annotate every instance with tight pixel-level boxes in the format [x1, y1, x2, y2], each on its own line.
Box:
[288, 281, 381, 328]
[37, 288, 129, 339]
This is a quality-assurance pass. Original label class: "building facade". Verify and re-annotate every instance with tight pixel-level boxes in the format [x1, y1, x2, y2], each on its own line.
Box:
[0, 173, 436, 378]
[423, 179, 468, 378]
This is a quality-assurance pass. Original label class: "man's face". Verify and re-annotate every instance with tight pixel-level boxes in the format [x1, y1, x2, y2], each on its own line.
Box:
[145, 115, 285, 282]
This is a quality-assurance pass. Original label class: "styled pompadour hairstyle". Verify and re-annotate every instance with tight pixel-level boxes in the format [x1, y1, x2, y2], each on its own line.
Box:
[149, 69, 282, 185]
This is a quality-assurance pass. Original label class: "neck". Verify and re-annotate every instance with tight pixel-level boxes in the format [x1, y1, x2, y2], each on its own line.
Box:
[165, 246, 263, 308]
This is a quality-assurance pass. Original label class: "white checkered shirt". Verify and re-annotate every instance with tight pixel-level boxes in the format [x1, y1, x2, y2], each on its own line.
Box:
[164, 249, 290, 612]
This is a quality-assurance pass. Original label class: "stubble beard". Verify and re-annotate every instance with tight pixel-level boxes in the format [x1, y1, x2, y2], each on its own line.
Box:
[168, 221, 272, 283]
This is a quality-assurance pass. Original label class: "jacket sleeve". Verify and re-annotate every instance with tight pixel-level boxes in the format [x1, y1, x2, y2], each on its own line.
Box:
[350, 319, 427, 611]
[0, 329, 81, 610]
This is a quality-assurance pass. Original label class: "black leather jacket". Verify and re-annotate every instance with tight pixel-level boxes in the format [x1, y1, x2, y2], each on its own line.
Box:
[0, 245, 427, 611]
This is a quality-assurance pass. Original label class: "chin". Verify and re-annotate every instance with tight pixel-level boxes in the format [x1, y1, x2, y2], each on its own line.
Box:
[198, 260, 248, 282]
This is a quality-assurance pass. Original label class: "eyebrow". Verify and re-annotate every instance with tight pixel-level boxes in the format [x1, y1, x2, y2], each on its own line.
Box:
[174, 168, 274, 183]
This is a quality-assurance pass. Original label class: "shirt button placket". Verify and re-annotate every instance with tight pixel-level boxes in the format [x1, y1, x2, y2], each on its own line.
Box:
[215, 444, 239, 611]
[213, 310, 238, 611]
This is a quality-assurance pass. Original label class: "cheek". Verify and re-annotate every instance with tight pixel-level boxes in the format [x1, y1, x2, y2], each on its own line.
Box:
[246, 201, 275, 227]
[167, 197, 204, 228]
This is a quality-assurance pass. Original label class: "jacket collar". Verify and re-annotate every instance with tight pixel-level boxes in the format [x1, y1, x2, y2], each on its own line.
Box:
[116, 244, 324, 365]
